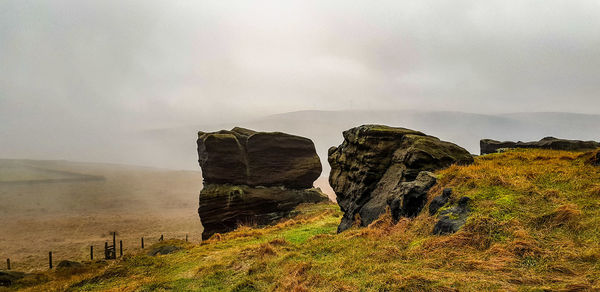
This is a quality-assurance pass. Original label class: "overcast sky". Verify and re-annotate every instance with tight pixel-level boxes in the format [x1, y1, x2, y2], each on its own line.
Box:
[1, 1, 600, 166]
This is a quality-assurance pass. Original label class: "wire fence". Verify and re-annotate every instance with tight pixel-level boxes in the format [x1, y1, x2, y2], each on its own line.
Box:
[1, 232, 192, 272]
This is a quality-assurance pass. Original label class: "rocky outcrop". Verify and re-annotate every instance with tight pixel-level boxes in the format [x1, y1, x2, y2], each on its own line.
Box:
[433, 196, 471, 235]
[199, 185, 327, 239]
[198, 127, 322, 189]
[328, 125, 474, 232]
[480, 137, 600, 155]
[429, 188, 453, 216]
[197, 128, 327, 240]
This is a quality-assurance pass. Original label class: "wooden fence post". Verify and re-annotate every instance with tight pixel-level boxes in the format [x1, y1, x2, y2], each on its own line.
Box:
[141, 237, 144, 249]
[112, 232, 116, 259]
[186, 234, 188, 242]
[6, 258, 10, 270]
[48, 252, 53, 269]
[90, 245, 94, 260]
[159, 234, 163, 241]
[119, 240, 123, 257]
[104, 242, 109, 260]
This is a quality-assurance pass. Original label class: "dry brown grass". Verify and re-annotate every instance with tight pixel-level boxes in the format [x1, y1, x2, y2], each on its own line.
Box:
[535, 203, 582, 229]
[6, 149, 600, 291]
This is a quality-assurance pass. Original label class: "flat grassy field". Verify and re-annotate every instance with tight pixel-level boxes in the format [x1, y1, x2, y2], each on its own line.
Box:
[0, 159, 204, 272]
[5, 149, 600, 291]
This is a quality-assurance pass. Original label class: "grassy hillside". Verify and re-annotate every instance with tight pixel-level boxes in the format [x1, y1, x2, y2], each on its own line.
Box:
[6, 149, 600, 291]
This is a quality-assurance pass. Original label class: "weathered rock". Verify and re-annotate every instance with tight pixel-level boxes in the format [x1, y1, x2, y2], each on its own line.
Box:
[480, 137, 600, 155]
[387, 172, 437, 222]
[429, 188, 452, 216]
[328, 125, 474, 232]
[199, 185, 328, 240]
[433, 196, 471, 235]
[197, 127, 322, 189]
[147, 245, 182, 256]
[197, 127, 327, 239]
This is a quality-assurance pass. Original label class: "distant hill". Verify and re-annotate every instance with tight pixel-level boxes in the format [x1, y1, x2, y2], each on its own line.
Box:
[0, 159, 105, 184]
[4, 111, 599, 172]
[155, 110, 600, 173]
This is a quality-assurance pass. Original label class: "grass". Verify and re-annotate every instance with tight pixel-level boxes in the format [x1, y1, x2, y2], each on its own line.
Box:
[5, 149, 600, 291]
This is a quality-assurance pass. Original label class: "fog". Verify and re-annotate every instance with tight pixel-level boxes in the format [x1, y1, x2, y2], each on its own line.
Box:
[2, 1, 600, 170]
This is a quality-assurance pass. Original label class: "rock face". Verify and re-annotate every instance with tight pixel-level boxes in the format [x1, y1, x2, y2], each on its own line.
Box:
[328, 125, 474, 232]
[198, 127, 322, 189]
[387, 172, 437, 221]
[480, 137, 600, 155]
[197, 127, 327, 240]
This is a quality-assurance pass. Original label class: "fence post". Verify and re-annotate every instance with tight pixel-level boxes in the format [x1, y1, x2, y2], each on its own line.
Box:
[119, 240, 123, 257]
[186, 234, 188, 242]
[159, 234, 163, 241]
[90, 245, 94, 260]
[112, 232, 116, 259]
[141, 237, 144, 249]
[6, 258, 10, 270]
[104, 242, 109, 260]
[49, 252, 53, 269]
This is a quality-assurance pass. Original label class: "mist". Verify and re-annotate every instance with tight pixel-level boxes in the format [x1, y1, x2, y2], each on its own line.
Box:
[2, 1, 600, 170]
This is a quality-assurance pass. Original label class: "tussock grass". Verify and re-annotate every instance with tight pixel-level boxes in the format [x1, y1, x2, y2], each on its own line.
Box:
[7, 149, 600, 291]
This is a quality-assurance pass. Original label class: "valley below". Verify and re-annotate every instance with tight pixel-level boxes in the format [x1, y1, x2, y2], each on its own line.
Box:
[0, 159, 334, 272]
[0, 159, 204, 271]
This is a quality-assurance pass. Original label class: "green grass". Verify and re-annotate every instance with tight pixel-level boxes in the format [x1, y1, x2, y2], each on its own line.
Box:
[8, 149, 600, 291]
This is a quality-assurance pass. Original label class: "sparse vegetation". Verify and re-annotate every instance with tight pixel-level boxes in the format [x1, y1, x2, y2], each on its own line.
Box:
[4, 149, 600, 291]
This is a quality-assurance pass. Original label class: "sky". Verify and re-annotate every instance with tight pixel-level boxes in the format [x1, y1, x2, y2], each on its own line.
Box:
[1, 0, 600, 167]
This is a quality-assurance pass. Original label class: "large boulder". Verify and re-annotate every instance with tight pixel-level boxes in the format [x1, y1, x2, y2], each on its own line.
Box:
[197, 127, 327, 239]
[480, 137, 600, 155]
[198, 127, 322, 189]
[328, 125, 474, 232]
[199, 185, 327, 239]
